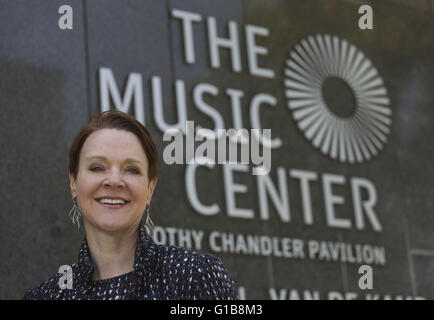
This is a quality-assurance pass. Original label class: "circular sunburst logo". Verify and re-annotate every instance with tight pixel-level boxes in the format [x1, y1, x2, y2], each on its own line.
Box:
[284, 34, 391, 163]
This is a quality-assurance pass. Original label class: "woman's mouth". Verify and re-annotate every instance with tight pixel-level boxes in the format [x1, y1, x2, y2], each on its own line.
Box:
[95, 198, 130, 209]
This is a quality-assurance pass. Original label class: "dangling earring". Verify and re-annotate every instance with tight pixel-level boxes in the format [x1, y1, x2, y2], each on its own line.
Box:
[69, 196, 82, 229]
[144, 203, 154, 235]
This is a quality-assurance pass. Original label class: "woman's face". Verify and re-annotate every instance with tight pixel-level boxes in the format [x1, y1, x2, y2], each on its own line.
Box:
[69, 128, 157, 233]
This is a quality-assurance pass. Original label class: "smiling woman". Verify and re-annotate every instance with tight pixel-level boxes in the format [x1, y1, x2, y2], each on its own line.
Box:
[70, 128, 156, 237]
[22, 110, 238, 300]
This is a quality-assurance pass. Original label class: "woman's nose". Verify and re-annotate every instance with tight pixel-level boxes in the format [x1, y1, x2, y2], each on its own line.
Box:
[103, 169, 126, 188]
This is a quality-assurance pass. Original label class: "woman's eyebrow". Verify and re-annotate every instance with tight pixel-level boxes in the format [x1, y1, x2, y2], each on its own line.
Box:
[124, 158, 146, 166]
[85, 156, 145, 166]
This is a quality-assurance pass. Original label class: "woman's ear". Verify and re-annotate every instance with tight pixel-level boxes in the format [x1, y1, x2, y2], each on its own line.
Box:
[147, 177, 157, 204]
[69, 172, 77, 198]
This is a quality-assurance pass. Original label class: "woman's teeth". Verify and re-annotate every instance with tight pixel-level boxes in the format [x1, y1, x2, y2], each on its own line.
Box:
[98, 198, 127, 205]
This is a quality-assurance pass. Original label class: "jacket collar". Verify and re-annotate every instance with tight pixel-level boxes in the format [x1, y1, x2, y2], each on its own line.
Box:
[74, 222, 155, 290]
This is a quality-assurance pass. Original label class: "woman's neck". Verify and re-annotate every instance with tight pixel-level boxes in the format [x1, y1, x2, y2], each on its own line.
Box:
[84, 222, 138, 281]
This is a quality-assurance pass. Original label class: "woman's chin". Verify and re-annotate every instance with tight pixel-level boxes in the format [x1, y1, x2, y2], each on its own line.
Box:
[89, 216, 132, 233]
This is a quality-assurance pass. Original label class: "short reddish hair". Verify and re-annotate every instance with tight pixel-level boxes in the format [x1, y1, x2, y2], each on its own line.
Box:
[69, 110, 158, 182]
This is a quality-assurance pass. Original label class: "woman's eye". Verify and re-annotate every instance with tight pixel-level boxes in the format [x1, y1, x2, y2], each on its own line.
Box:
[127, 167, 140, 174]
[88, 164, 139, 174]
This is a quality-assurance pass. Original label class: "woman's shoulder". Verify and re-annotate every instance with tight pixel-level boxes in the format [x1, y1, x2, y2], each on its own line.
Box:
[156, 243, 219, 262]
[153, 242, 225, 272]
[22, 272, 63, 300]
[22, 264, 78, 300]
[152, 243, 239, 299]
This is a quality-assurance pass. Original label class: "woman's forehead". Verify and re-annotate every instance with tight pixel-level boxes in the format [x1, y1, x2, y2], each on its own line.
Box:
[80, 129, 148, 165]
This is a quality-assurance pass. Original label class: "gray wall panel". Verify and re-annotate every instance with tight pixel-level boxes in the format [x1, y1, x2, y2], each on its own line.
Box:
[0, 0, 88, 299]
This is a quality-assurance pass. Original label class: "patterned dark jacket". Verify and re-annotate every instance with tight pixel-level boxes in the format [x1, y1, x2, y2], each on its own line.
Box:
[22, 223, 238, 300]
